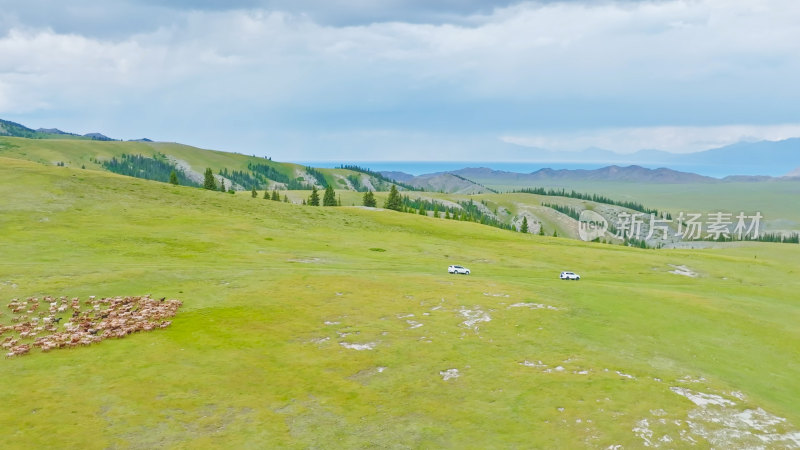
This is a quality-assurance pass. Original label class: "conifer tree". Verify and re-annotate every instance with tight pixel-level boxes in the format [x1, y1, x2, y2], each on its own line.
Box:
[309, 186, 320, 206]
[362, 191, 377, 207]
[169, 169, 179, 185]
[203, 168, 216, 190]
[271, 189, 280, 201]
[283, 194, 289, 203]
[323, 185, 336, 206]
[445, 211, 451, 219]
[264, 189, 269, 199]
[219, 180, 226, 192]
[521, 216, 528, 233]
[251, 186, 258, 198]
[384, 185, 402, 211]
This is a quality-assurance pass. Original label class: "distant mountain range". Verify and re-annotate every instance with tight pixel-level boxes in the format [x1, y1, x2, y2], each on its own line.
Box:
[0, 118, 121, 142]
[501, 138, 800, 177]
[453, 165, 716, 183]
[509, 138, 800, 165]
[382, 164, 800, 192]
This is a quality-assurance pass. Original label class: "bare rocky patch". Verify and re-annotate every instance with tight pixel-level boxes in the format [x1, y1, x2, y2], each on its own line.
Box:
[406, 320, 423, 329]
[508, 302, 559, 311]
[519, 358, 593, 375]
[458, 306, 491, 332]
[630, 381, 800, 447]
[165, 156, 204, 185]
[440, 368, 460, 381]
[339, 342, 376, 351]
[295, 168, 322, 188]
[668, 264, 698, 278]
[288, 257, 325, 264]
[348, 366, 387, 383]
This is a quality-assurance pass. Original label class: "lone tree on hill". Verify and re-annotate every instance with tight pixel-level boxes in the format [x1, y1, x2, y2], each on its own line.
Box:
[169, 169, 179, 185]
[308, 186, 320, 206]
[362, 191, 377, 207]
[251, 186, 258, 198]
[203, 168, 216, 190]
[520, 216, 528, 233]
[384, 185, 402, 211]
[323, 185, 336, 206]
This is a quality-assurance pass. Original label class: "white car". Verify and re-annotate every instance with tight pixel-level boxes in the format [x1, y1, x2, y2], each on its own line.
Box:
[448, 265, 471, 275]
[560, 271, 580, 280]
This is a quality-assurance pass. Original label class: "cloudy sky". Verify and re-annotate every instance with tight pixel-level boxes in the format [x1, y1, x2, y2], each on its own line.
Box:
[1, 0, 799, 161]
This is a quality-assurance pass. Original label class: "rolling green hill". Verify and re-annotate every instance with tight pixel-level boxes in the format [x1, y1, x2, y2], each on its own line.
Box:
[2, 134, 799, 245]
[0, 136, 412, 193]
[1, 157, 799, 448]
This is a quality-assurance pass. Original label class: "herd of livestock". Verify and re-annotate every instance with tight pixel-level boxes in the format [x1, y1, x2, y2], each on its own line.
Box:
[1, 295, 181, 358]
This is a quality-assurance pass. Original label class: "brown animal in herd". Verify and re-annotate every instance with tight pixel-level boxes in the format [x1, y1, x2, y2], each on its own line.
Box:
[2, 295, 181, 358]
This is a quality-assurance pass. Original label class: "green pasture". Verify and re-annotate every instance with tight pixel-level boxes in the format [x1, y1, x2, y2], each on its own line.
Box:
[476, 178, 800, 229]
[1, 157, 798, 447]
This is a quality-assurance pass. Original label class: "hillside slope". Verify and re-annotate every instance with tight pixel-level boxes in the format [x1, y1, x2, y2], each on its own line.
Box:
[1, 157, 798, 448]
[0, 136, 411, 193]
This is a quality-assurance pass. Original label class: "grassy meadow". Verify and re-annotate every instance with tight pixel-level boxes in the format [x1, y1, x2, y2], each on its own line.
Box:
[467, 177, 800, 230]
[1, 157, 799, 448]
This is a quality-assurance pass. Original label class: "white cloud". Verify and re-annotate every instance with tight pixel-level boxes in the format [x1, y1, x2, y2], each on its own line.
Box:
[501, 124, 800, 153]
[1, 1, 799, 156]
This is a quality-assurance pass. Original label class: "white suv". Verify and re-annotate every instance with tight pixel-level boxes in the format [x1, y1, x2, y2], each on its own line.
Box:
[560, 271, 580, 280]
[448, 265, 471, 275]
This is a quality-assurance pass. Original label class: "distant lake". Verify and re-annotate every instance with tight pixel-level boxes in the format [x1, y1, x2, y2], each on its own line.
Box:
[301, 161, 790, 178]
